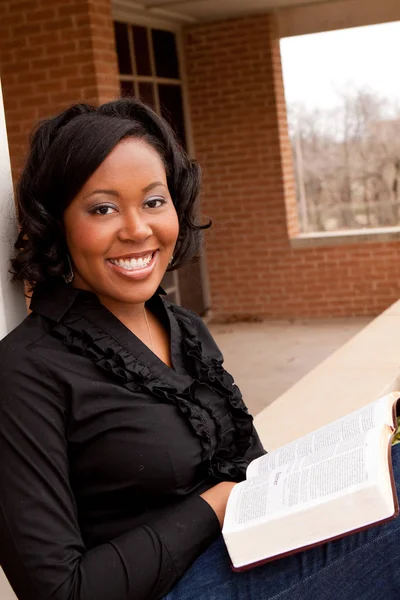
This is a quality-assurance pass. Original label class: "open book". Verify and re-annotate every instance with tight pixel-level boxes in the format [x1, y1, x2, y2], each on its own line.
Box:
[222, 392, 400, 570]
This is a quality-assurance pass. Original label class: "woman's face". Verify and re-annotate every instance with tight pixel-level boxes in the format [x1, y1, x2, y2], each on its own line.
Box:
[63, 138, 179, 308]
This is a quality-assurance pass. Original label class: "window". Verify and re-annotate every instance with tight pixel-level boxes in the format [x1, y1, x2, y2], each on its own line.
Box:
[281, 22, 400, 233]
[114, 22, 187, 147]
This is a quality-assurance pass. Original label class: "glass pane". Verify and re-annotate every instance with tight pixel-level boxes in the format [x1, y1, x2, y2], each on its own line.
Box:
[114, 22, 132, 75]
[120, 80, 135, 98]
[133, 25, 152, 76]
[138, 82, 155, 109]
[158, 84, 186, 147]
[152, 29, 179, 79]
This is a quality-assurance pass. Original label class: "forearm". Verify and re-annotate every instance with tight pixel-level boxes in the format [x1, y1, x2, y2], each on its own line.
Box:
[1, 494, 220, 600]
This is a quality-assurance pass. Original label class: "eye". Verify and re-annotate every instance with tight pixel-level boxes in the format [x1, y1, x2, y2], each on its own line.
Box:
[90, 204, 117, 216]
[144, 196, 166, 209]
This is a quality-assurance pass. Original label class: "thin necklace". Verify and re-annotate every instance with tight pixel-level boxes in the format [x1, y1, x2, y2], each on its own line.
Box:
[144, 306, 155, 353]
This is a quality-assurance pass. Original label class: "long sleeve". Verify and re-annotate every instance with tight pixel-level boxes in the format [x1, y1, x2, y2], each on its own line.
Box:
[0, 349, 220, 600]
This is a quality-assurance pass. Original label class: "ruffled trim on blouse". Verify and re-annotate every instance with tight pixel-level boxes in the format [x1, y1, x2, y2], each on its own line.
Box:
[168, 304, 254, 479]
[51, 303, 254, 480]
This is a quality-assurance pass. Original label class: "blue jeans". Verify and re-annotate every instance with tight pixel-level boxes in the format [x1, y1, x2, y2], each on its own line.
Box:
[164, 442, 400, 599]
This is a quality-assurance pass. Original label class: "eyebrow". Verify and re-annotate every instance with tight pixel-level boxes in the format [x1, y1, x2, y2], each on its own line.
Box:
[83, 189, 120, 200]
[142, 181, 167, 193]
[84, 182, 166, 200]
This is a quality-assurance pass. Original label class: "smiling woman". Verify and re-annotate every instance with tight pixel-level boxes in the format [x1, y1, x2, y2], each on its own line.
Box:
[2, 100, 400, 600]
[0, 98, 265, 600]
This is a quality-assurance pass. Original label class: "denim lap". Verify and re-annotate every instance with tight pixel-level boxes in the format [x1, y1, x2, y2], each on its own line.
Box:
[164, 443, 400, 600]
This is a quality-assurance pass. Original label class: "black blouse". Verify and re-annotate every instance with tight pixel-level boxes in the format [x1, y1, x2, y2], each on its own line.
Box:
[0, 281, 265, 600]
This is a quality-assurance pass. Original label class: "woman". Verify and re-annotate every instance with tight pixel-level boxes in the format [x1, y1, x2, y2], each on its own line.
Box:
[0, 99, 399, 600]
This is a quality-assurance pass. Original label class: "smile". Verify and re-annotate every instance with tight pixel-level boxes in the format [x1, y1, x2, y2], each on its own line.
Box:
[108, 252, 154, 271]
[106, 250, 159, 280]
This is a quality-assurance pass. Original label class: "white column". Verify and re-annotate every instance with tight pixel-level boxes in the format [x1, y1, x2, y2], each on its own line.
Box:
[0, 80, 27, 341]
[0, 79, 26, 600]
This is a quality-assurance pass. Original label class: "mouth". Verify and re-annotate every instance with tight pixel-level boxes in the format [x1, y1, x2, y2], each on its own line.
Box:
[106, 250, 159, 280]
[107, 250, 157, 270]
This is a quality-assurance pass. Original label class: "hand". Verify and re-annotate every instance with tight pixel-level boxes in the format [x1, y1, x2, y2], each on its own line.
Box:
[200, 481, 237, 528]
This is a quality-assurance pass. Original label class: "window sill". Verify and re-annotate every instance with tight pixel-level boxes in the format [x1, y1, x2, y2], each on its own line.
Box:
[290, 226, 400, 249]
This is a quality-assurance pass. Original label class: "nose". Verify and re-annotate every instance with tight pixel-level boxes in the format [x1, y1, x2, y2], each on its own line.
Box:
[117, 209, 152, 243]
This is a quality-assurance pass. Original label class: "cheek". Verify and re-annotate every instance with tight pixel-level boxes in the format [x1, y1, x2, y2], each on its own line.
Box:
[65, 216, 111, 257]
[161, 208, 179, 244]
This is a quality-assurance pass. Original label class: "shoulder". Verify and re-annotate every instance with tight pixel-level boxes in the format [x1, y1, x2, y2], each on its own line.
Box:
[0, 311, 49, 358]
[0, 313, 62, 397]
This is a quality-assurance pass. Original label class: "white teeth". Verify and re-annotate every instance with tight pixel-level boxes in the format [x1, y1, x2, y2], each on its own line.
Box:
[109, 253, 153, 270]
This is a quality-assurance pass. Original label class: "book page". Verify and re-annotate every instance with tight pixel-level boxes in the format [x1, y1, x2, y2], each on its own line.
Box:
[247, 393, 397, 480]
[225, 427, 382, 531]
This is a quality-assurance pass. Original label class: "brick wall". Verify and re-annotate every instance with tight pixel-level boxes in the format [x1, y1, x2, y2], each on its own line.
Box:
[0, 0, 119, 177]
[184, 14, 400, 320]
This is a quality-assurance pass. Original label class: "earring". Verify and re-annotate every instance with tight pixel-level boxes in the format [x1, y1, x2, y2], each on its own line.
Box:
[63, 254, 74, 283]
[168, 255, 174, 266]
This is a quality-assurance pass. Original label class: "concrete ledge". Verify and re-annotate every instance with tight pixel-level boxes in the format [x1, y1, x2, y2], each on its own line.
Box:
[0, 568, 16, 599]
[255, 298, 400, 450]
[290, 226, 400, 249]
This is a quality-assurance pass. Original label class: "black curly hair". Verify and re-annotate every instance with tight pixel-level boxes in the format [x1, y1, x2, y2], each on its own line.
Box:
[10, 98, 209, 290]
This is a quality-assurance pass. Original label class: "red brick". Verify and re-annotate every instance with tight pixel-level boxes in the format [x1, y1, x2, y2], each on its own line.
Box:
[1, 0, 119, 186]
[42, 18, 73, 32]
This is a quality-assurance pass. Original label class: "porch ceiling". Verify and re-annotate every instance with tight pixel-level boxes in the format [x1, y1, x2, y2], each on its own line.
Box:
[123, 0, 347, 23]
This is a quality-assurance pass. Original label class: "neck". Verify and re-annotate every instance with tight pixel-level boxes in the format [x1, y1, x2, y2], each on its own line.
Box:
[99, 295, 155, 352]
[97, 295, 147, 327]
[71, 281, 157, 348]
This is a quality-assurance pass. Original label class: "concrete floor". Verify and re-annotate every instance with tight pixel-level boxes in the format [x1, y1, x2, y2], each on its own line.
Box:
[209, 317, 372, 416]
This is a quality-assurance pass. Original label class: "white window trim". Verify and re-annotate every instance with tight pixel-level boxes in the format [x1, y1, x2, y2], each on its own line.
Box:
[112, 1, 188, 32]
[290, 226, 400, 249]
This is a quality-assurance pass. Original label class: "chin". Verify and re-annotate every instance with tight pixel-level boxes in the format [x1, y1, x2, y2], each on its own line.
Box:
[108, 280, 162, 305]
